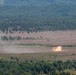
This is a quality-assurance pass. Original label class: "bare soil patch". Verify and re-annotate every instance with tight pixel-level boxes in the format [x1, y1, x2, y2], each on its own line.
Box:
[0, 30, 76, 55]
[0, 30, 76, 45]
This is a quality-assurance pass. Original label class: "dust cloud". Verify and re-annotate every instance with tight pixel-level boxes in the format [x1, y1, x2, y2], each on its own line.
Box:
[0, 43, 35, 54]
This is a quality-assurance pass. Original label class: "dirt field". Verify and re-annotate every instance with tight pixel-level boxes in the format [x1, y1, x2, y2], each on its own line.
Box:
[0, 30, 76, 45]
[0, 30, 76, 58]
[0, 48, 76, 61]
[0, 44, 76, 54]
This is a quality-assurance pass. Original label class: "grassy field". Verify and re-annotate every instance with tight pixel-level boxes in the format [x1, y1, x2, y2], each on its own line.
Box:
[0, 51, 76, 61]
[0, 31, 76, 61]
[65, 70, 76, 75]
[1, 30, 76, 45]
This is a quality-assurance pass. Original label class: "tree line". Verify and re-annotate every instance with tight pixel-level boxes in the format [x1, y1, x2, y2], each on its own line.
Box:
[0, 59, 76, 75]
[0, 5, 76, 32]
[1, 36, 37, 41]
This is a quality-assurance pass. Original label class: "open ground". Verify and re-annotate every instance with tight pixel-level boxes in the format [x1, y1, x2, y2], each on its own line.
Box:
[0, 30, 76, 60]
[0, 30, 76, 45]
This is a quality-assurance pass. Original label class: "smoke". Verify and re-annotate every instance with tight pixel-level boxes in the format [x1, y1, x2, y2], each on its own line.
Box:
[0, 0, 5, 5]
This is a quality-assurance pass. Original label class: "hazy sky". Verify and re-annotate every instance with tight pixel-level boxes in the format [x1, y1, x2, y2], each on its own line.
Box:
[0, 0, 5, 5]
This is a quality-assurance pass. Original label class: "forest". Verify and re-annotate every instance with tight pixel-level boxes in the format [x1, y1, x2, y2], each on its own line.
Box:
[0, 0, 76, 32]
[0, 1, 76, 75]
[0, 58, 76, 75]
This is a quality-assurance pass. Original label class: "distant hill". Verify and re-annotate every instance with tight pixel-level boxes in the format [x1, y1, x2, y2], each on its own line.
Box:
[0, 0, 76, 32]
[2, 0, 76, 6]
[0, 0, 59, 6]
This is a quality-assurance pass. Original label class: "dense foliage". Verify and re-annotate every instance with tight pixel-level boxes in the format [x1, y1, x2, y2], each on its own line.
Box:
[0, 0, 76, 32]
[0, 59, 76, 75]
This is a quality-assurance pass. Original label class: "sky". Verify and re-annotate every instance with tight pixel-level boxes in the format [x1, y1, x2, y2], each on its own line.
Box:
[0, 0, 5, 5]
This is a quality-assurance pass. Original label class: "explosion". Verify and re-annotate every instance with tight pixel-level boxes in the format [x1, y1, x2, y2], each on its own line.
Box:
[52, 46, 62, 52]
